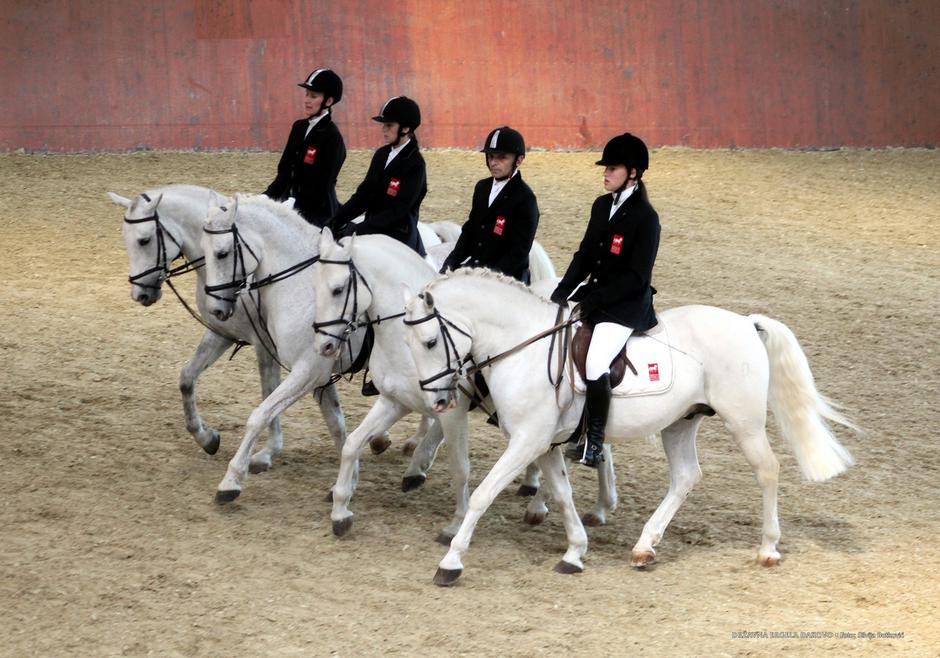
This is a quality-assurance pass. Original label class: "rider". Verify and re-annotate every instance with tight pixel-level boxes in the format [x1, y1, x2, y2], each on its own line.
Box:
[440, 126, 539, 282]
[550, 132, 660, 467]
[263, 68, 346, 227]
[330, 96, 427, 257]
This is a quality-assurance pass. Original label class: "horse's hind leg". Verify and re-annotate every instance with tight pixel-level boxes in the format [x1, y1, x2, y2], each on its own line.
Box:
[631, 417, 704, 567]
[248, 348, 287, 473]
[401, 414, 433, 457]
[517, 462, 542, 497]
[725, 420, 780, 566]
[180, 330, 233, 455]
[401, 417, 444, 492]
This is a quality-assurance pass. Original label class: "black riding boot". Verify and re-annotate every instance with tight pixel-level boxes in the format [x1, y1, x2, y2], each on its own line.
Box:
[565, 373, 611, 468]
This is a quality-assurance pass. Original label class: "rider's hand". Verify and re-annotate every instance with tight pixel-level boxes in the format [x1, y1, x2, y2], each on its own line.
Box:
[550, 289, 568, 305]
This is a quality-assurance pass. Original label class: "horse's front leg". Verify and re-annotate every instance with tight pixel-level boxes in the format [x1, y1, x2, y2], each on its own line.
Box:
[536, 447, 588, 573]
[180, 330, 234, 455]
[215, 359, 323, 503]
[435, 429, 549, 586]
[331, 395, 409, 537]
[401, 417, 444, 492]
[435, 409, 471, 545]
[401, 414, 433, 457]
[248, 347, 286, 474]
[582, 444, 618, 527]
[631, 417, 704, 567]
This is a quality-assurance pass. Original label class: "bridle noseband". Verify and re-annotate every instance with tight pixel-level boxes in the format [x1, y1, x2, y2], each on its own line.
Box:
[124, 195, 190, 290]
[403, 304, 474, 395]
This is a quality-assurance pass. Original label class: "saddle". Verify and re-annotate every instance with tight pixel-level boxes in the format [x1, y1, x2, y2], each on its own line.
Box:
[571, 321, 637, 388]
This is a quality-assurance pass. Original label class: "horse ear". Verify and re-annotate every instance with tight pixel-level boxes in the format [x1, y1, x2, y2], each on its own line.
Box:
[319, 226, 335, 250]
[207, 190, 225, 209]
[423, 291, 435, 309]
[148, 192, 164, 210]
[400, 284, 414, 307]
[107, 192, 132, 208]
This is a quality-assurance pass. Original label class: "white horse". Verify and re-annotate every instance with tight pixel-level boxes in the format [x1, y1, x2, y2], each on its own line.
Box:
[200, 196, 442, 502]
[310, 230, 615, 543]
[110, 185, 316, 469]
[402, 269, 857, 585]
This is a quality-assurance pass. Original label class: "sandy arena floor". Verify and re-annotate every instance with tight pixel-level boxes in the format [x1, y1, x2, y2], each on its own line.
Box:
[1, 147, 938, 656]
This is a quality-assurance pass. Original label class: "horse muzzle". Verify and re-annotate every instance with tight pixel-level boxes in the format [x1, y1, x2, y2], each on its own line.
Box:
[211, 304, 234, 321]
[131, 285, 162, 306]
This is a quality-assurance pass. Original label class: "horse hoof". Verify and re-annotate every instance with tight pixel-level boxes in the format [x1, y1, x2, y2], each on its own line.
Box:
[248, 460, 271, 475]
[369, 435, 392, 455]
[323, 490, 334, 503]
[630, 550, 656, 568]
[401, 474, 427, 492]
[758, 554, 781, 567]
[523, 510, 546, 526]
[516, 484, 539, 497]
[214, 489, 240, 505]
[581, 512, 605, 527]
[401, 442, 417, 457]
[433, 567, 463, 587]
[435, 532, 454, 546]
[203, 431, 221, 456]
[553, 560, 584, 575]
[332, 517, 353, 537]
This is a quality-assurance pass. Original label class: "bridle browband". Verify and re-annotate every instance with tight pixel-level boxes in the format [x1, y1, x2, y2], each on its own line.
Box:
[402, 303, 475, 394]
[124, 193, 203, 290]
[201, 220, 320, 371]
[311, 257, 408, 368]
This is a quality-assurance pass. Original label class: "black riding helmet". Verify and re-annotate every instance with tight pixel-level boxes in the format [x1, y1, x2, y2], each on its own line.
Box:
[372, 96, 421, 129]
[297, 68, 343, 104]
[596, 132, 649, 175]
[481, 126, 526, 156]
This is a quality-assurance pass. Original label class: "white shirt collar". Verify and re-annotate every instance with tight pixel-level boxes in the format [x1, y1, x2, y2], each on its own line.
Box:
[385, 137, 411, 168]
[304, 111, 328, 138]
[609, 183, 636, 218]
[488, 169, 518, 207]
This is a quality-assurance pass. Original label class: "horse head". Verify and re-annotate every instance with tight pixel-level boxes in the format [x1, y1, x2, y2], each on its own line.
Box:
[111, 190, 177, 306]
[402, 285, 473, 413]
[311, 228, 374, 359]
[201, 197, 260, 322]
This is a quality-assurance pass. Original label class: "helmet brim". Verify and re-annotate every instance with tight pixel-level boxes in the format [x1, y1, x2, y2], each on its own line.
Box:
[372, 115, 388, 123]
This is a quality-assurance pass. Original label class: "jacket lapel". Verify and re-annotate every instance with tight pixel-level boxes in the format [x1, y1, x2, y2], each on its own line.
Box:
[486, 173, 522, 216]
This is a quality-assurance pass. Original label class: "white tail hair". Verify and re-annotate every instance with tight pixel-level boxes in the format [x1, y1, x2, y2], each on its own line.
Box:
[528, 240, 557, 283]
[751, 314, 857, 481]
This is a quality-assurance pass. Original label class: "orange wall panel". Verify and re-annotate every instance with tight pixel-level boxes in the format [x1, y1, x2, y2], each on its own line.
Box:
[1, 0, 938, 151]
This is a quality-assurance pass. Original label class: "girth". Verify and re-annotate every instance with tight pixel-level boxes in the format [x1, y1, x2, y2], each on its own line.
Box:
[570, 320, 638, 388]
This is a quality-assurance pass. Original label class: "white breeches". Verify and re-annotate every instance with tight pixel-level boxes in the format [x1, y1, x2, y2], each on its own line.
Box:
[585, 322, 633, 380]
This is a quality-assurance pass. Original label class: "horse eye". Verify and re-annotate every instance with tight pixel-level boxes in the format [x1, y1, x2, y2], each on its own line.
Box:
[331, 286, 343, 297]
[425, 338, 438, 349]
[137, 237, 151, 246]
[215, 250, 229, 259]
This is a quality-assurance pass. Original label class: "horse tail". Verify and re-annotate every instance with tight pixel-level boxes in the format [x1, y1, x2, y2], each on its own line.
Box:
[750, 314, 857, 482]
[429, 220, 462, 243]
[528, 240, 557, 283]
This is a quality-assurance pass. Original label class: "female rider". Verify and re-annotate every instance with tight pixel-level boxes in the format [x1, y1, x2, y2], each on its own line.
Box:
[550, 133, 660, 467]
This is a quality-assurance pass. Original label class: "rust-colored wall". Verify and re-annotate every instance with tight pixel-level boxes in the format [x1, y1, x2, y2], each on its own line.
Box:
[2, 0, 938, 151]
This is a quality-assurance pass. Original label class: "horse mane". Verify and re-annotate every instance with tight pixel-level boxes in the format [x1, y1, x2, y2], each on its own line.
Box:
[204, 194, 312, 234]
[428, 267, 551, 303]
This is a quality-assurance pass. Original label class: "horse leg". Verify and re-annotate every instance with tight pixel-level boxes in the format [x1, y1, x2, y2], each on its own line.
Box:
[516, 462, 541, 497]
[726, 422, 781, 566]
[179, 330, 233, 455]
[401, 417, 444, 492]
[331, 396, 409, 536]
[435, 431, 549, 586]
[523, 477, 550, 525]
[536, 447, 589, 573]
[401, 414, 433, 457]
[435, 411, 471, 545]
[215, 360, 322, 503]
[582, 444, 618, 527]
[248, 348, 286, 473]
[631, 417, 704, 567]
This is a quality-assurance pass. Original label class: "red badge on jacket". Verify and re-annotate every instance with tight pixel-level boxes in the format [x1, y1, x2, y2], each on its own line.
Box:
[387, 178, 401, 197]
[610, 234, 624, 255]
[304, 147, 317, 164]
[648, 363, 660, 381]
[493, 216, 507, 236]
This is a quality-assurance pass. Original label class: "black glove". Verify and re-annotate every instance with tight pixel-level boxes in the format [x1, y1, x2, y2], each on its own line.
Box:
[550, 289, 568, 305]
[439, 261, 452, 275]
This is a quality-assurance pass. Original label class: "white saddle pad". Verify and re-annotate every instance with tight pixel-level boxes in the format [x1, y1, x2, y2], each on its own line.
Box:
[573, 319, 674, 397]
